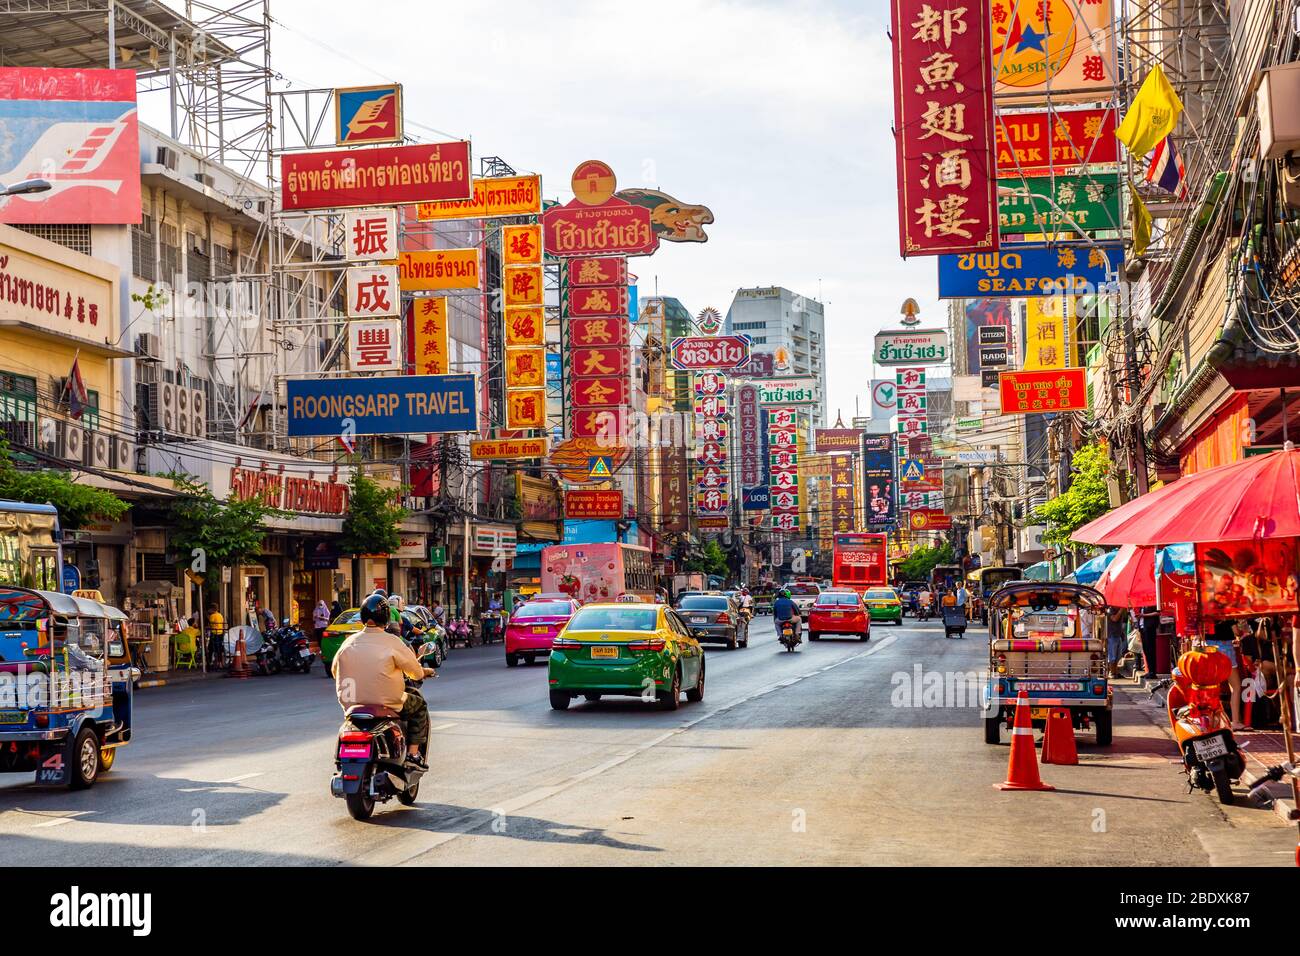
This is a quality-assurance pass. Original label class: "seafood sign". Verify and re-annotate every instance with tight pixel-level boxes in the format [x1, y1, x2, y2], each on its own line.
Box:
[281, 141, 472, 211]
[669, 335, 752, 370]
[938, 243, 1123, 298]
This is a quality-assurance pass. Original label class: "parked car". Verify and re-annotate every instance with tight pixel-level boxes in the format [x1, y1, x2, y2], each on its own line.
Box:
[547, 602, 705, 711]
[504, 597, 580, 667]
[676, 593, 748, 649]
[807, 589, 870, 641]
[863, 587, 903, 625]
[401, 607, 447, 665]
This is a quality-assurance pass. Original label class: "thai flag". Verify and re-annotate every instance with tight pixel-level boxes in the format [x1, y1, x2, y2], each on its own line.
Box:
[64, 356, 89, 420]
[1145, 136, 1187, 198]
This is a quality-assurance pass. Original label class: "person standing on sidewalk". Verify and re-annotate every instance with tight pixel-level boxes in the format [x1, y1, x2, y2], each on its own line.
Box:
[1105, 606, 1128, 678]
[313, 600, 331, 640]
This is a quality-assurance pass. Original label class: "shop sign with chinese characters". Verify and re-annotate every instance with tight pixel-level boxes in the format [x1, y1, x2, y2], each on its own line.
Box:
[501, 222, 546, 429]
[768, 407, 800, 532]
[408, 297, 448, 375]
[994, 109, 1118, 174]
[568, 256, 629, 287]
[998, 368, 1088, 414]
[348, 318, 402, 372]
[891, 0, 998, 256]
[830, 454, 857, 534]
[1021, 296, 1072, 371]
[997, 172, 1121, 235]
[344, 208, 398, 261]
[992, 0, 1116, 101]
[566, 489, 624, 520]
[694, 372, 730, 517]
[937, 242, 1122, 298]
[347, 266, 400, 317]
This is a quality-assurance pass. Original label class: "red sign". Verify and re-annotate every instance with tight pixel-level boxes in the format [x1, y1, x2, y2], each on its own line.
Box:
[572, 407, 627, 439]
[281, 141, 472, 211]
[543, 200, 659, 257]
[569, 284, 629, 317]
[570, 316, 629, 348]
[566, 489, 624, 519]
[995, 108, 1118, 174]
[891, 0, 998, 256]
[670, 335, 752, 371]
[570, 346, 628, 378]
[998, 368, 1088, 415]
[568, 256, 629, 287]
[738, 385, 761, 488]
[0, 68, 141, 225]
[571, 376, 629, 408]
[908, 509, 952, 531]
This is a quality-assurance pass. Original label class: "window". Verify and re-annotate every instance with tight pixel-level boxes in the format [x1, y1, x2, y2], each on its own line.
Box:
[13, 224, 91, 256]
[159, 224, 181, 286]
[567, 606, 658, 631]
[679, 596, 730, 610]
[511, 601, 574, 620]
[0, 372, 37, 423]
[131, 215, 157, 281]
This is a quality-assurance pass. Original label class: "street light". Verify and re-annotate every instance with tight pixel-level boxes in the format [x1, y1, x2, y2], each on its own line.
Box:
[0, 179, 52, 197]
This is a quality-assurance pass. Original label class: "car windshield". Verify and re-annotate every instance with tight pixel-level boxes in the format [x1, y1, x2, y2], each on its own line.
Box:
[789, 584, 820, 596]
[512, 601, 572, 620]
[866, 589, 896, 600]
[568, 606, 659, 632]
[679, 596, 729, 610]
[816, 592, 860, 606]
[333, 610, 360, 625]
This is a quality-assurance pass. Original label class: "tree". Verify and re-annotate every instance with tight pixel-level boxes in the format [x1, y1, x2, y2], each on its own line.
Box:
[1031, 442, 1111, 549]
[166, 473, 284, 580]
[685, 539, 728, 578]
[340, 468, 405, 557]
[897, 541, 955, 582]
[0, 437, 128, 529]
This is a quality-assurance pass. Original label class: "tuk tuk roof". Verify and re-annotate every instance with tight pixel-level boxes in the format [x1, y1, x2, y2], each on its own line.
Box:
[0, 587, 127, 621]
[987, 581, 1105, 610]
[967, 566, 1022, 582]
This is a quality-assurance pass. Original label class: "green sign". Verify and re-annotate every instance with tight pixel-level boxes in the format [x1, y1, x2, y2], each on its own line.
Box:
[1243, 445, 1281, 458]
[428, 545, 447, 567]
[998, 172, 1121, 236]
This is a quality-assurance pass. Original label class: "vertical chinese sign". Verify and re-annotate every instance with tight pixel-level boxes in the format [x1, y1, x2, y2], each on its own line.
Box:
[660, 444, 689, 534]
[693, 372, 729, 523]
[768, 407, 800, 533]
[566, 254, 632, 445]
[738, 383, 766, 511]
[895, 367, 928, 440]
[1021, 296, 1070, 371]
[345, 210, 401, 372]
[830, 453, 857, 534]
[501, 223, 546, 429]
[408, 297, 448, 375]
[891, 0, 998, 257]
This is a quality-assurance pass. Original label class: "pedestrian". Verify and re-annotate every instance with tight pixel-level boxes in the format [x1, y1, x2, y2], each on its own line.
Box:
[1206, 618, 1245, 730]
[1137, 604, 1161, 676]
[330, 598, 342, 619]
[954, 581, 970, 619]
[431, 599, 446, 627]
[206, 603, 226, 667]
[313, 599, 331, 637]
[1105, 606, 1128, 679]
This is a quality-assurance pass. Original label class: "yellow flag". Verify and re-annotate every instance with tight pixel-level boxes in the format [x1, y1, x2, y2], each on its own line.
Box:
[1129, 183, 1152, 257]
[1116, 65, 1183, 159]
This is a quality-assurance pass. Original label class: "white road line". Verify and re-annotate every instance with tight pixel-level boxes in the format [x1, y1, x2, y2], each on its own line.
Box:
[32, 812, 91, 829]
[354, 633, 899, 867]
[431, 722, 457, 731]
[214, 772, 263, 784]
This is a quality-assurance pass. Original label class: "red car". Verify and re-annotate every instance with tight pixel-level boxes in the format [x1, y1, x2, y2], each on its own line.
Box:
[505, 599, 580, 667]
[807, 590, 870, 641]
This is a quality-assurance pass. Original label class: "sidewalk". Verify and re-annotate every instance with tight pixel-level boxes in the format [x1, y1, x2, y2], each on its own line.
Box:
[137, 666, 231, 689]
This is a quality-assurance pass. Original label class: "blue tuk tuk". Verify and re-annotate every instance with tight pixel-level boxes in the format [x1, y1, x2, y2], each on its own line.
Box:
[0, 587, 136, 788]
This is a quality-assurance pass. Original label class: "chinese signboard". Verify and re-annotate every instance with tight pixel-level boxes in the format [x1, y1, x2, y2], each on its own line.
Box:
[754, 377, 818, 406]
[998, 172, 1121, 235]
[693, 372, 730, 518]
[501, 220, 546, 430]
[873, 329, 950, 366]
[281, 140, 472, 211]
[895, 367, 928, 439]
[937, 242, 1122, 298]
[348, 317, 401, 372]
[398, 249, 480, 292]
[998, 368, 1088, 414]
[660, 444, 689, 533]
[345, 208, 398, 261]
[408, 297, 448, 375]
[286, 373, 478, 437]
[0, 229, 116, 347]
[416, 174, 542, 221]
[566, 489, 624, 520]
[669, 335, 752, 371]
[347, 265, 400, 317]
[565, 251, 631, 445]
[891, 0, 998, 255]
[0, 67, 141, 225]
[543, 160, 659, 258]
[1021, 296, 1071, 370]
[992, 0, 1116, 101]
[768, 406, 801, 532]
[830, 453, 857, 534]
[739, 384, 764, 502]
[994, 108, 1118, 173]
[568, 256, 629, 287]
[335, 83, 403, 145]
[470, 437, 549, 460]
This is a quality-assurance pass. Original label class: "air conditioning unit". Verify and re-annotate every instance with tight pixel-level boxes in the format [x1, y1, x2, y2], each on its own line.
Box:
[111, 434, 135, 472]
[155, 146, 179, 171]
[59, 421, 85, 461]
[190, 388, 206, 438]
[174, 384, 191, 436]
[136, 332, 161, 359]
[85, 429, 111, 469]
[147, 381, 178, 434]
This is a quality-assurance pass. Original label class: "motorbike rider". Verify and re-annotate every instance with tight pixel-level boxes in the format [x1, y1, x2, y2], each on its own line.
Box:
[773, 588, 801, 640]
[918, 586, 934, 619]
[332, 592, 434, 770]
[739, 587, 754, 616]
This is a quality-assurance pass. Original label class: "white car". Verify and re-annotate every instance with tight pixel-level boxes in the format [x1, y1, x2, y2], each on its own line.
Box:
[786, 582, 822, 616]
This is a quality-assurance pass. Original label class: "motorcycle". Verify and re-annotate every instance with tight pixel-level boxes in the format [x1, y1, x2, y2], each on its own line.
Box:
[275, 619, 315, 673]
[253, 627, 281, 675]
[406, 622, 446, 668]
[1150, 646, 1247, 805]
[331, 642, 437, 821]
[778, 617, 801, 652]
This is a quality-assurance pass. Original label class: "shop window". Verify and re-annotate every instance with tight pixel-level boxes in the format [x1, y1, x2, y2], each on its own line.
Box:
[0, 371, 37, 423]
[159, 224, 181, 287]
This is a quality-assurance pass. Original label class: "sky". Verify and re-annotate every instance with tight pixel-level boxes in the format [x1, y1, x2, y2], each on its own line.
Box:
[265, 0, 943, 421]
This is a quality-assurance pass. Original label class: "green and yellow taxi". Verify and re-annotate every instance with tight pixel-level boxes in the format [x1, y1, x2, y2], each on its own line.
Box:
[319, 607, 363, 676]
[863, 587, 903, 625]
[547, 602, 705, 711]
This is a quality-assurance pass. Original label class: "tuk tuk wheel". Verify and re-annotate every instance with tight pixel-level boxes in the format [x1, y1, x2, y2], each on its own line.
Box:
[1094, 709, 1113, 746]
[983, 715, 1001, 745]
[98, 747, 116, 773]
[69, 726, 100, 790]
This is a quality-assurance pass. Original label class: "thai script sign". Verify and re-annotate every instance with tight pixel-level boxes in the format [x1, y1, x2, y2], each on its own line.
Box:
[994, 108, 1118, 173]
[416, 174, 541, 221]
[873, 329, 950, 366]
[670, 335, 752, 371]
[754, 377, 818, 406]
[998, 172, 1121, 235]
[229, 465, 349, 516]
[281, 140, 472, 211]
[937, 242, 1122, 298]
[566, 490, 624, 520]
[398, 249, 480, 291]
[470, 437, 549, 460]
[998, 368, 1088, 414]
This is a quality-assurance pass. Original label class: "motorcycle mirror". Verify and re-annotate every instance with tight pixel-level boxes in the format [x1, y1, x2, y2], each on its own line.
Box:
[416, 642, 437, 658]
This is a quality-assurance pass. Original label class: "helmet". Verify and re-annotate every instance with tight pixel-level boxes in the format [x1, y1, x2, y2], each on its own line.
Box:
[360, 592, 390, 627]
[389, 594, 404, 610]
[779, 588, 791, 598]
[370, 588, 388, 598]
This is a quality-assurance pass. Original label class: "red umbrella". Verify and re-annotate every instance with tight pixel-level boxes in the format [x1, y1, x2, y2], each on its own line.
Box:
[1074, 444, 1300, 546]
[1095, 544, 1156, 607]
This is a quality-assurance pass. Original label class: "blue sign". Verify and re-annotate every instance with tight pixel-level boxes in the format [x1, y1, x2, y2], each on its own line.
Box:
[628, 284, 639, 323]
[937, 243, 1123, 299]
[901, 458, 925, 482]
[516, 519, 638, 554]
[335, 84, 402, 145]
[61, 563, 80, 594]
[286, 374, 477, 437]
[742, 487, 770, 511]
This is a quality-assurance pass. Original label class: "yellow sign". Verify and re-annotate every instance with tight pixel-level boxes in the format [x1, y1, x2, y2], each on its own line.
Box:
[470, 437, 549, 460]
[504, 307, 545, 347]
[503, 224, 542, 266]
[398, 249, 480, 291]
[504, 347, 546, 388]
[503, 264, 543, 307]
[411, 297, 449, 375]
[1022, 296, 1070, 371]
[505, 388, 546, 429]
[992, 0, 1115, 101]
[416, 174, 542, 221]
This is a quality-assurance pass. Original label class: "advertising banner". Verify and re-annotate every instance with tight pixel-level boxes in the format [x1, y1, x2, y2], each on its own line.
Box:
[544, 162, 659, 257]
[998, 172, 1122, 235]
[998, 368, 1088, 414]
[287, 373, 477, 436]
[660, 445, 689, 533]
[994, 108, 1118, 173]
[873, 329, 950, 366]
[830, 453, 857, 533]
[416, 174, 541, 221]
[335, 83, 403, 145]
[670, 335, 752, 371]
[938, 242, 1122, 298]
[397, 249, 480, 292]
[964, 298, 1015, 372]
[347, 317, 402, 371]
[282, 140, 472, 211]
[862, 437, 897, 526]
[566, 490, 624, 520]
[992, 0, 1117, 101]
[891, 0, 998, 255]
[1021, 296, 1071, 370]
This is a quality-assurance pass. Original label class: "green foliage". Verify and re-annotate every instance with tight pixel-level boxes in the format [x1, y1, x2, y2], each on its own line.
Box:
[1031, 442, 1111, 550]
[166, 472, 283, 577]
[340, 468, 405, 557]
[0, 437, 128, 530]
[897, 541, 955, 582]
[130, 284, 169, 313]
[685, 539, 728, 577]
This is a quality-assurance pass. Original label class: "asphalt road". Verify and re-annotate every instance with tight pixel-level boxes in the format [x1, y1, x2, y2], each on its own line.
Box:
[1, 615, 1294, 866]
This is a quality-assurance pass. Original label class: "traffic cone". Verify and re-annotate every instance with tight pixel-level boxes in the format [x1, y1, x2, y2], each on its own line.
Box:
[1042, 707, 1079, 765]
[997, 691, 1054, 791]
[228, 630, 251, 680]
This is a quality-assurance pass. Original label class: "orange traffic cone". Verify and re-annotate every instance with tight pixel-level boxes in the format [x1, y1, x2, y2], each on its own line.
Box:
[1042, 707, 1079, 765]
[997, 691, 1054, 791]
[228, 631, 251, 680]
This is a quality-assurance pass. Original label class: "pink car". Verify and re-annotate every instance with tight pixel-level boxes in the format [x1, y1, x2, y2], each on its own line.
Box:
[505, 599, 580, 667]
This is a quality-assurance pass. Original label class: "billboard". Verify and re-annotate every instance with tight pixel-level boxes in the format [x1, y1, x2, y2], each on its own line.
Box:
[416, 174, 541, 221]
[994, 108, 1118, 174]
[938, 242, 1122, 298]
[286, 373, 477, 436]
[335, 83, 403, 145]
[964, 299, 1015, 373]
[873, 329, 950, 366]
[998, 368, 1088, 414]
[862, 436, 896, 526]
[992, 0, 1117, 101]
[670, 335, 751, 371]
[281, 141, 472, 211]
[998, 172, 1122, 236]
[0, 68, 141, 225]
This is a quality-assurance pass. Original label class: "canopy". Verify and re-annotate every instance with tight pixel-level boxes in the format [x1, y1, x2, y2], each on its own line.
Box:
[1095, 544, 1157, 607]
[1072, 550, 1117, 585]
[1156, 542, 1195, 576]
[1023, 560, 1055, 581]
[1074, 444, 1300, 545]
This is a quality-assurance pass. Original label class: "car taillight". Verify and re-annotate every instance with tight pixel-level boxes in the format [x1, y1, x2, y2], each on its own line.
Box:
[628, 638, 666, 652]
[716, 613, 730, 625]
[552, 636, 583, 650]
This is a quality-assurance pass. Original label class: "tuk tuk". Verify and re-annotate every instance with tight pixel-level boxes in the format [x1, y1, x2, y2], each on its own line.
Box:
[967, 566, 1023, 626]
[982, 581, 1112, 747]
[0, 586, 136, 788]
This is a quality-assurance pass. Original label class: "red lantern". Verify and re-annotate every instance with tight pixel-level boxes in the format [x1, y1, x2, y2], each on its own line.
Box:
[1179, 646, 1232, 687]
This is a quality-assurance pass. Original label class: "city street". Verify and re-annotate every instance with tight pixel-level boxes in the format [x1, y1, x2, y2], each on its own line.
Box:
[1, 617, 1292, 867]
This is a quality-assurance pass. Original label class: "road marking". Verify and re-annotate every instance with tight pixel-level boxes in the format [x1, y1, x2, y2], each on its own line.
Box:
[354, 633, 899, 867]
[32, 812, 92, 829]
[431, 722, 457, 731]
[214, 772, 263, 784]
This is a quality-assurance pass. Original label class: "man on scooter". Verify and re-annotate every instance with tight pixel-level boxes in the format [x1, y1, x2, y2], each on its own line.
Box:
[773, 588, 801, 640]
[332, 592, 434, 770]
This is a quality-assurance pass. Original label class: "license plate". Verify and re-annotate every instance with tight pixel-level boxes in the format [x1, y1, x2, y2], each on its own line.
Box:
[0, 710, 27, 724]
[1030, 707, 1050, 721]
[1192, 734, 1229, 760]
[299, 648, 311, 657]
[590, 645, 618, 659]
[691, 617, 707, 624]
[532, 626, 550, 634]
[830, 612, 844, 618]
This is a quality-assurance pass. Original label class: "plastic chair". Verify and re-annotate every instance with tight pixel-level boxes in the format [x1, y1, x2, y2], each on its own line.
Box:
[173, 628, 200, 670]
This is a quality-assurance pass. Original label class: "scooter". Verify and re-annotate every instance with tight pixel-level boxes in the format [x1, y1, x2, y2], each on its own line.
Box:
[1150, 646, 1246, 805]
[331, 642, 436, 821]
[917, 600, 933, 622]
[253, 628, 281, 675]
[275, 619, 314, 673]
[778, 617, 801, 652]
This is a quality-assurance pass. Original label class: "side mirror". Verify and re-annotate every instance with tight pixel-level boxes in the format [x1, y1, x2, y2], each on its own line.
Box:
[416, 641, 437, 659]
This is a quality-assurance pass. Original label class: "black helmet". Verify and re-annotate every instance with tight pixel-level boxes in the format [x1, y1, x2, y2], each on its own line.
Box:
[360, 592, 390, 627]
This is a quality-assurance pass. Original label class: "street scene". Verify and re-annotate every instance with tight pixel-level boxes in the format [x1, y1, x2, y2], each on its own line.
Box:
[0, 0, 1299, 904]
